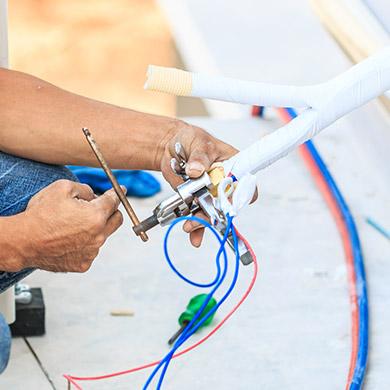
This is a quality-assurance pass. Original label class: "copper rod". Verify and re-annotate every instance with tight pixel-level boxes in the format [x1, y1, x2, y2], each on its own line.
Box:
[82, 128, 148, 242]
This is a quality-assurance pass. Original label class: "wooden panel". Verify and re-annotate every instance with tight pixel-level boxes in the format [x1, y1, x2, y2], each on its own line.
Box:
[310, 0, 390, 112]
[8, 0, 176, 117]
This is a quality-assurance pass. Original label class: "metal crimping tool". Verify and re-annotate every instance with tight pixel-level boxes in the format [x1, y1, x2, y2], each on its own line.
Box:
[82, 130, 252, 265]
[133, 143, 253, 265]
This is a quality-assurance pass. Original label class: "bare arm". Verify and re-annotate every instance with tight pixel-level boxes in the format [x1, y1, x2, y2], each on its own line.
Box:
[0, 214, 27, 272]
[0, 68, 241, 272]
[0, 67, 178, 170]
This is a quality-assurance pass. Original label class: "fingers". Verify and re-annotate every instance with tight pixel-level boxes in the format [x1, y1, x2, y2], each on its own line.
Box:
[91, 188, 121, 220]
[167, 128, 215, 178]
[251, 186, 259, 204]
[162, 123, 240, 190]
[46, 180, 95, 200]
[183, 212, 209, 247]
[161, 149, 184, 189]
[190, 228, 205, 247]
[103, 210, 124, 238]
[71, 182, 95, 201]
[185, 148, 213, 178]
[182, 216, 205, 234]
[77, 210, 123, 271]
[183, 136, 238, 179]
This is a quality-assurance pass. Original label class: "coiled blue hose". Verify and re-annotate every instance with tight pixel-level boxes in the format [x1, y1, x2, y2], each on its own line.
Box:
[143, 215, 240, 389]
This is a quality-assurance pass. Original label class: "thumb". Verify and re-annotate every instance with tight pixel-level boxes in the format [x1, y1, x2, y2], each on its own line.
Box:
[185, 149, 212, 178]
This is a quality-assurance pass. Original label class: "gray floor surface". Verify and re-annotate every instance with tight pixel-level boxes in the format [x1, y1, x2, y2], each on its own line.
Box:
[1, 112, 389, 389]
[1, 0, 390, 389]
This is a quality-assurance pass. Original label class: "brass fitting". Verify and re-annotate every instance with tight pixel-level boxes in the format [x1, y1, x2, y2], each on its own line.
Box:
[208, 163, 226, 197]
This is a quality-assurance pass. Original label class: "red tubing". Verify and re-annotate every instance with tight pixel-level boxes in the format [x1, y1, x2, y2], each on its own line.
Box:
[276, 108, 359, 387]
[64, 227, 258, 388]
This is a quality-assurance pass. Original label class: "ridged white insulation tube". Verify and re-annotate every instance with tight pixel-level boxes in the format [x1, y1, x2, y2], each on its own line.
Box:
[145, 47, 390, 180]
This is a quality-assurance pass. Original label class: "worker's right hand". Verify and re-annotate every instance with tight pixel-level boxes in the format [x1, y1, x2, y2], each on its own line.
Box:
[20, 180, 123, 273]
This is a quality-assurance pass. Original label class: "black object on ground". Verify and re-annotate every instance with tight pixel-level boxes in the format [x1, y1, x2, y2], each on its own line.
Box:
[10, 287, 45, 337]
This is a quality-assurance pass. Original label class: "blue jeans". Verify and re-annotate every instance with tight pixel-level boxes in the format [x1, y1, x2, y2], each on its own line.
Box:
[0, 151, 77, 372]
[0, 316, 11, 373]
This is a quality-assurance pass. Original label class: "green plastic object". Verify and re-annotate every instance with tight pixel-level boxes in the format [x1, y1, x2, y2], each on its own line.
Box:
[178, 294, 217, 328]
[168, 294, 218, 345]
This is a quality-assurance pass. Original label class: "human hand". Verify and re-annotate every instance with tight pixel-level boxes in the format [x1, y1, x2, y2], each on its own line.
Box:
[159, 121, 257, 247]
[20, 180, 123, 273]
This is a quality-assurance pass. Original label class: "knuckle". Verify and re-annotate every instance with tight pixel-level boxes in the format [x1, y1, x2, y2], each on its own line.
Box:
[83, 183, 93, 191]
[55, 179, 72, 191]
[82, 183, 94, 195]
[206, 140, 217, 152]
[95, 234, 106, 247]
[114, 211, 124, 226]
[110, 191, 121, 206]
[78, 261, 92, 273]
[93, 214, 106, 230]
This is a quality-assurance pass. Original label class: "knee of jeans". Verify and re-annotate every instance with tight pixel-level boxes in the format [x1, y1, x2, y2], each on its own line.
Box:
[0, 314, 11, 374]
[0, 152, 78, 216]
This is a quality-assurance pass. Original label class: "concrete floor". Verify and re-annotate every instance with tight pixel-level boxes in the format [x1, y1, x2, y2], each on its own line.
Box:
[1, 111, 389, 389]
[1, 0, 390, 389]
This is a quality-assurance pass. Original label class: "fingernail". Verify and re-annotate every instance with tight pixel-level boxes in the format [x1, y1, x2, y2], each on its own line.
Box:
[187, 162, 204, 175]
[192, 240, 201, 248]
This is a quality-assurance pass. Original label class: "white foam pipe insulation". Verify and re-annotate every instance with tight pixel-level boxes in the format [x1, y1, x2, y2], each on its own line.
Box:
[145, 46, 390, 180]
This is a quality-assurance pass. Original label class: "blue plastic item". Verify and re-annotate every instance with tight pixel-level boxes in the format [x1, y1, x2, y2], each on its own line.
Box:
[67, 166, 160, 197]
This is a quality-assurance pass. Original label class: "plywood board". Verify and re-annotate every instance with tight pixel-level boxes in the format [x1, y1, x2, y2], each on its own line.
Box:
[309, 0, 390, 112]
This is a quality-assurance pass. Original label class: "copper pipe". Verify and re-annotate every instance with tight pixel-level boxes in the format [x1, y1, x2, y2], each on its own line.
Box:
[82, 128, 148, 242]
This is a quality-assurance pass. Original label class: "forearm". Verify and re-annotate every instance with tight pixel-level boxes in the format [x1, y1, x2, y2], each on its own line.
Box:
[0, 67, 180, 170]
[0, 215, 28, 272]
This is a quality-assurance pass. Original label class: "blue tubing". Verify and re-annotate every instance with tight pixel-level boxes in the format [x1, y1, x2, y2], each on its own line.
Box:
[143, 215, 236, 389]
[156, 224, 241, 389]
[286, 107, 369, 389]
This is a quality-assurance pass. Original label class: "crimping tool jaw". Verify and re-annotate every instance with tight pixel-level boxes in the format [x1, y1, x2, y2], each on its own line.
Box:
[133, 172, 211, 234]
[134, 167, 254, 265]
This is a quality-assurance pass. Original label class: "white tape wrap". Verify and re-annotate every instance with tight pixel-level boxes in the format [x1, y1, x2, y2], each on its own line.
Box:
[146, 47, 390, 179]
[223, 110, 319, 178]
[192, 73, 311, 108]
[216, 174, 257, 217]
[228, 47, 390, 178]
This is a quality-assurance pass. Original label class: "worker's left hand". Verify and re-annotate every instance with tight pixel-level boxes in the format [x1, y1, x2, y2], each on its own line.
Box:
[159, 120, 257, 247]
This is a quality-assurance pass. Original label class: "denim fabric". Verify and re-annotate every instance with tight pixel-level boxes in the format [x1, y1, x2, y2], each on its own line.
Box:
[0, 313, 11, 373]
[0, 151, 77, 373]
[0, 151, 77, 292]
